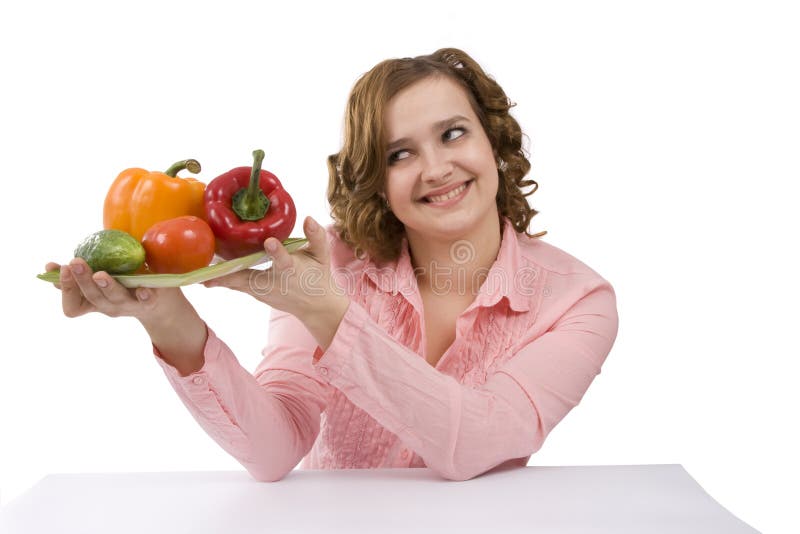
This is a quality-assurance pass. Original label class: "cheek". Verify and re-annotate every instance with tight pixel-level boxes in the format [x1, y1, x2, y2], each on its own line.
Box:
[384, 170, 414, 203]
[465, 138, 497, 170]
[483, 169, 500, 198]
[472, 150, 501, 195]
[468, 151, 499, 184]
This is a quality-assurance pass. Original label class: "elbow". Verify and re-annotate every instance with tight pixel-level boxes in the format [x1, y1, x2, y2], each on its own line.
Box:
[236, 422, 315, 483]
[434, 422, 542, 483]
[239, 447, 301, 483]
[245, 463, 294, 483]
[435, 467, 481, 482]
[436, 454, 535, 482]
[444, 471, 482, 482]
[433, 456, 510, 482]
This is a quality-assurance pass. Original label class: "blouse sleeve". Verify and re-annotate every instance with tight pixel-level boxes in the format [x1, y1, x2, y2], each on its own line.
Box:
[310, 281, 619, 481]
[153, 308, 331, 482]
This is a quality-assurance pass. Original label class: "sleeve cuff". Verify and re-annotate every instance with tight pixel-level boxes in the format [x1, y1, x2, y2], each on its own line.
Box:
[153, 323, 223, 389]
[310, 299, 370, 383]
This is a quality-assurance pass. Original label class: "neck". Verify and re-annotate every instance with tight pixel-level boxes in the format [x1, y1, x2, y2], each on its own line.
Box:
[406, 216, 503, 298]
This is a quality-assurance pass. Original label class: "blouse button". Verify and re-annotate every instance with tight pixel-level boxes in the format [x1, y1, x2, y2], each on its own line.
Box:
[318, 367, 329, 376]
[191, 376, 205, 386]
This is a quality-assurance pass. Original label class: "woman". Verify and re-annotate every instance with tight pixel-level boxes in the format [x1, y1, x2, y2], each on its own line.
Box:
[47, 48, 619, 482]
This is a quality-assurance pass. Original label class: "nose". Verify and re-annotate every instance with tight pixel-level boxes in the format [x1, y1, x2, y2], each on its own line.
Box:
[420, 148, 454, 183]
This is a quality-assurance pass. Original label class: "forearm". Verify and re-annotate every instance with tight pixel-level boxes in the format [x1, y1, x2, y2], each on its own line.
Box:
[298, 294, 350, 351]
[139, 295, 207, 376]
[312, 300, 540, 480]
[151, 314, 327, 482]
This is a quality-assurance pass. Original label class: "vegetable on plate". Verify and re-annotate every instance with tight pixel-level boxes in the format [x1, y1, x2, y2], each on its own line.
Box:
[73, 229, 145, 275]
[142, 216, 216, 274]
[204, 150, 296, 260]
[103, 158, 206, 241]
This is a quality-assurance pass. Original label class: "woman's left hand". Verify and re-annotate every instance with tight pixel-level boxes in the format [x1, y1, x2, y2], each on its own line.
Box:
[203, 216, 350, 349]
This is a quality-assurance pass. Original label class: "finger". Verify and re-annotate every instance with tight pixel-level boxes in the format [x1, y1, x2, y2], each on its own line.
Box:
[302, 216, 330, 265]
[132, 286, 175, 313]
[264, 237, 293, 271]
[68, 258, 111, 309]
[92, 271, 136, 306]
[60, 265, 96, 318]
[134, 287, 154, 306]
[46, 262, 63, 289]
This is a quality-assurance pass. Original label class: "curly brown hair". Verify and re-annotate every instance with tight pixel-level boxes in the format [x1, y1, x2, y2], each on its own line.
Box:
[327, 47, 547, 263]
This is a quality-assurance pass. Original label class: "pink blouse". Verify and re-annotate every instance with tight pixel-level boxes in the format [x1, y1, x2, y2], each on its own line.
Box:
[154, 218, 619, 481]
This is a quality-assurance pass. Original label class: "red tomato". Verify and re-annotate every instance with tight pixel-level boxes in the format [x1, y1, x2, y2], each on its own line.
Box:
[141, 216, 216, 274]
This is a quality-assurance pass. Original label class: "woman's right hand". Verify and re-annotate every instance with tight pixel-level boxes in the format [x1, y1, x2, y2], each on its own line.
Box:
[45, 258, 183, 322]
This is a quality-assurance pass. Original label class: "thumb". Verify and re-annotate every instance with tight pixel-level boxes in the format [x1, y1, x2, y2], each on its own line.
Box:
[303, 216, 330, 264]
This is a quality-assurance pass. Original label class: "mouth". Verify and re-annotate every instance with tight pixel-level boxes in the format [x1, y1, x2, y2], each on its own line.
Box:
[419, 179, 474, 203]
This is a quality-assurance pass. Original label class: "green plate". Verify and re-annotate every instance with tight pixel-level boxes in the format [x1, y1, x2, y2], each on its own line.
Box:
[37, 237, 308, 288]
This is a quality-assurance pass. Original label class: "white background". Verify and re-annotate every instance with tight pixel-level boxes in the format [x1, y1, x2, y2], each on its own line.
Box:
[1, 1, 797, 532]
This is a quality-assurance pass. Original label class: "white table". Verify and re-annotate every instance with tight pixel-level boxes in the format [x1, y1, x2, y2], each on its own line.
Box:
[0, 464, 759, 533]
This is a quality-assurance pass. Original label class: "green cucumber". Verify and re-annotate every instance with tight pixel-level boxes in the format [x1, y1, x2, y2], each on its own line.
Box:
[74, 229, 145, 274]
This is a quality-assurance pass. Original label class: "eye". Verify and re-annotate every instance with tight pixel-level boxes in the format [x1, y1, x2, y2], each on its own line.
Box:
[443, 126, 466, 142]
[388, 149, 410, 164]
[388, 126, 467, 165]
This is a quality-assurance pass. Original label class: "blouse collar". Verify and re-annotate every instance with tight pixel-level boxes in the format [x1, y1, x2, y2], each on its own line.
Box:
[362, 217, 532, 313]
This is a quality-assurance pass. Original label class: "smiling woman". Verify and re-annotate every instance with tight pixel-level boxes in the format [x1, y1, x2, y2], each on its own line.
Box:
[381, 76, 501, 272]
[42, 47, 619, 483]
[327, 48, 547, 264]
[148, 48, 619, 482]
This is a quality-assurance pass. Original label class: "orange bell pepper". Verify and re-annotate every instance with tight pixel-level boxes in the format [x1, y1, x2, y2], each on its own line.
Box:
[103, 159, 206, 241]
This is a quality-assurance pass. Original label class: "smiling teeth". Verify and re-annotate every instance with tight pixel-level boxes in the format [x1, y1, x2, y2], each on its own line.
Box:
[427, 182, 468, 203]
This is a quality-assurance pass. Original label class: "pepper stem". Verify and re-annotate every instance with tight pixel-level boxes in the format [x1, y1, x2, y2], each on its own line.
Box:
[232, 150, 270, 221]
[165, 159, 201, 177]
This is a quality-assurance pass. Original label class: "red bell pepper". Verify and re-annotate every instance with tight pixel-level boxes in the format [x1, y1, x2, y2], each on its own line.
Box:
[204, 150, 297, 259]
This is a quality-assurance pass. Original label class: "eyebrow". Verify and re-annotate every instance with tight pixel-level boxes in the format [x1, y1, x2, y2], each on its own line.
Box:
[386, 114, 470, 152]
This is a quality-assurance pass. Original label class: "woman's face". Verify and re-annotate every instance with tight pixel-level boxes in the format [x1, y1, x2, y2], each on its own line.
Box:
[382, 75, 499, 243]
